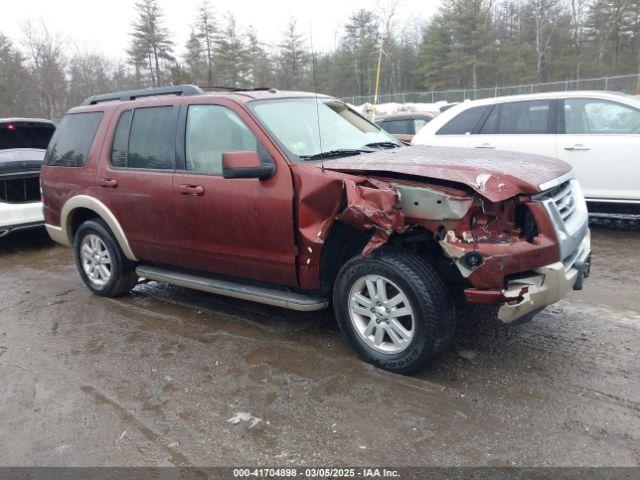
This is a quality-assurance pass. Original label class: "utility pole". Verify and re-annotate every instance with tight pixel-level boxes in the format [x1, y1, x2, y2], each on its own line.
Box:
[372, 36, 385, 122]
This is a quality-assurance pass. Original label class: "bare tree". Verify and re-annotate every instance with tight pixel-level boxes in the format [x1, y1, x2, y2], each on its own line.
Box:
[21, 22, 67, 118]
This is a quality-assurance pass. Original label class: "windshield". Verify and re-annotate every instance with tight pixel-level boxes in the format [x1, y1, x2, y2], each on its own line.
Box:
[250, 98, 401, 160]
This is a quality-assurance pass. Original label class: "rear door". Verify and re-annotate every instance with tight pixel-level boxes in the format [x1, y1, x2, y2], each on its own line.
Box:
[470, 99, 558, 157]
[95, 105, 180, 263]
[171, 100, 297, 287]
[557, 97, 640, 202]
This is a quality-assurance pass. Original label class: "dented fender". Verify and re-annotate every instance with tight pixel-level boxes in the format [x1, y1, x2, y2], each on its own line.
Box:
[337, 178, 406, 255]
[290, 164, 407, 290]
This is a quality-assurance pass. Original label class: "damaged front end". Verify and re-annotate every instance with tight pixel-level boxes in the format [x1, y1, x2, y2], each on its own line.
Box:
[292, 161, 589, 324]
[406, 176, 591, 324]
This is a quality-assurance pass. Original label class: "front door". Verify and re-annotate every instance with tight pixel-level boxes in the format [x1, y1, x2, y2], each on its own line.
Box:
[171, 101, 297, 287]
[558, 97, 640, 202]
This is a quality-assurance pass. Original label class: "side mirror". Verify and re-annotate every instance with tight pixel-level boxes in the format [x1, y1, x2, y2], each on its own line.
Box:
[222, 151, 275, 180]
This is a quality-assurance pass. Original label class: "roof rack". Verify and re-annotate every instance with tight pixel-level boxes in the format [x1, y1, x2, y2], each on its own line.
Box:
[80, 85, 204, 106]
[198, 85, 277, 93]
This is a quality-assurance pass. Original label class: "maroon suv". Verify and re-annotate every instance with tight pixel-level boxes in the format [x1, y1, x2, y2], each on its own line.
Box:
[41, 85, 591, 373]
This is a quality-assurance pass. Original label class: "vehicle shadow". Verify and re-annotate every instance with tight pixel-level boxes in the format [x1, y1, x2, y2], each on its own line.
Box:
[0, 227, 55, 255]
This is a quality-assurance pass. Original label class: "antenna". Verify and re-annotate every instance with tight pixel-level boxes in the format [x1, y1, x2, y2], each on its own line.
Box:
[309, 21, 325, 172]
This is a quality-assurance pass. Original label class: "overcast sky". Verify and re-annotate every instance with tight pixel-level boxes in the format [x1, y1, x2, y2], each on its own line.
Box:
[1, 0, 440, 60]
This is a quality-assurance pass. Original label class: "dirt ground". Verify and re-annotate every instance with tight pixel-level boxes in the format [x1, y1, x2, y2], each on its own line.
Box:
[0, 227, 638, 467]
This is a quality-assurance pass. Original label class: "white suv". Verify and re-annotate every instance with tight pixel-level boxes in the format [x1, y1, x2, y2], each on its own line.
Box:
[412, 91, 640, 217]
[0, 118, 55, 237]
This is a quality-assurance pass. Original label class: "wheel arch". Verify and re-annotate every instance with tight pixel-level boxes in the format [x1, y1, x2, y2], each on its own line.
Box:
[61, 195, 138, 261]
[319, 221, 373, 296]
[320, 223, 463, 297]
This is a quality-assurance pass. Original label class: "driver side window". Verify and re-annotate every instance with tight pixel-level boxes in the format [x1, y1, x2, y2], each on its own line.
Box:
[564, 99, 640, 134]
[185, 105, 258, 174]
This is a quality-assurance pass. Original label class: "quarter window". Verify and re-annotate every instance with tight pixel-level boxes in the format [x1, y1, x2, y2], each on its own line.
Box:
[185, 105, 258, 174]
[564, 99, 640, 134]
[45, 112, 103, 167]
[436, 106, 486, 135]
[110, 110, 132, 168]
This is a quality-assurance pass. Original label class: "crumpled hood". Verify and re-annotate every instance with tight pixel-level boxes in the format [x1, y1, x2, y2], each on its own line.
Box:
[321, 145, 572, 202]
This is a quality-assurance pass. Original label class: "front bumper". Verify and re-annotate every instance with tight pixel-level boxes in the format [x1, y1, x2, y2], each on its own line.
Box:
[465, 230, 591, 323]
[498, 230, 591, 323]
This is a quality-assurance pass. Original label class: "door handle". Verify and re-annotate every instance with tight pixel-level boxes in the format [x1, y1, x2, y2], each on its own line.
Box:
[98, 178, 118, 188]
[179, 184, 204, 196]
[475, 143, 495, 149]
[564, 144, 591, 151]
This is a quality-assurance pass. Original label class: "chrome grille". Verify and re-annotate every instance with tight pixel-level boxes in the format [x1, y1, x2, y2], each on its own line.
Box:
[533, 178, 589, 264]
[539, 181, 576, 221]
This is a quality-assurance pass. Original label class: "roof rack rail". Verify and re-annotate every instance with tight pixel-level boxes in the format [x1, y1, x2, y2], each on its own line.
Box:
[198, 85, 276, 93]
[81, 85, 204, 106]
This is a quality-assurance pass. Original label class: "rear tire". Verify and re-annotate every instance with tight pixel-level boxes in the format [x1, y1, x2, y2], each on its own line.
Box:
[74, 219, 138, 297]
[333, 247, 455, 374]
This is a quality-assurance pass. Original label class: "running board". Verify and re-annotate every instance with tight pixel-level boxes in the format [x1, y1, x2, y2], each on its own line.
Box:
[589, 212, 640, 221]
[135, 265, 329, 312]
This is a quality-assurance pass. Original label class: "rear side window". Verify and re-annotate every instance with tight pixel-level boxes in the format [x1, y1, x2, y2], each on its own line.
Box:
[379, 119, 412, 135]
[496, 101, 551, 134]
[45, 112, 103, 167]
[479, 106, 500, 134]
[437, 106, 486, 135]
[0, 122, 55, 150]
[127, 106, 175, 169]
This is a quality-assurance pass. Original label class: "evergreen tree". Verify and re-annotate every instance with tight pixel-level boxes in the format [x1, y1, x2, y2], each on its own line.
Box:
[342, 10, 380, 97]
[246, 30, 273, 87]
[213, 14, 249, 87]
[184, 28, 205, 82]
[2, 0, 640, 117]
[197, 0, 216, 85]
[276, 19, 310, 90]
[418, 13, 454, 89]
[586, 0, 638, 73]
[127, 0, 174, 87]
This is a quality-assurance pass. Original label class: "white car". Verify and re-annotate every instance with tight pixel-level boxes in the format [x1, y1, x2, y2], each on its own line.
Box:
[412, 91, 640, 218]
[0, 118, 56, 237]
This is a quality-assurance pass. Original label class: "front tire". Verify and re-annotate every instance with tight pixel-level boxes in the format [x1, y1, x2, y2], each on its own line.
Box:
[74, 219, 138, 297]
[333, 247, 455, 374]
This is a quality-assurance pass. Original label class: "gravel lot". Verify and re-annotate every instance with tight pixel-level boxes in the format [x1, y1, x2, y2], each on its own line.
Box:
[0, 227, 638, 467]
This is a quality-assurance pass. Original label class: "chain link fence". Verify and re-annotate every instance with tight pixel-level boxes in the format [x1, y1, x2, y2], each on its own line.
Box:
[341, 73, 640, 105]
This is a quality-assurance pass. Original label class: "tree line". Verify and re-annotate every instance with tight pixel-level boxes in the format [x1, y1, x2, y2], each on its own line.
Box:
[1, 0, 638, 119]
